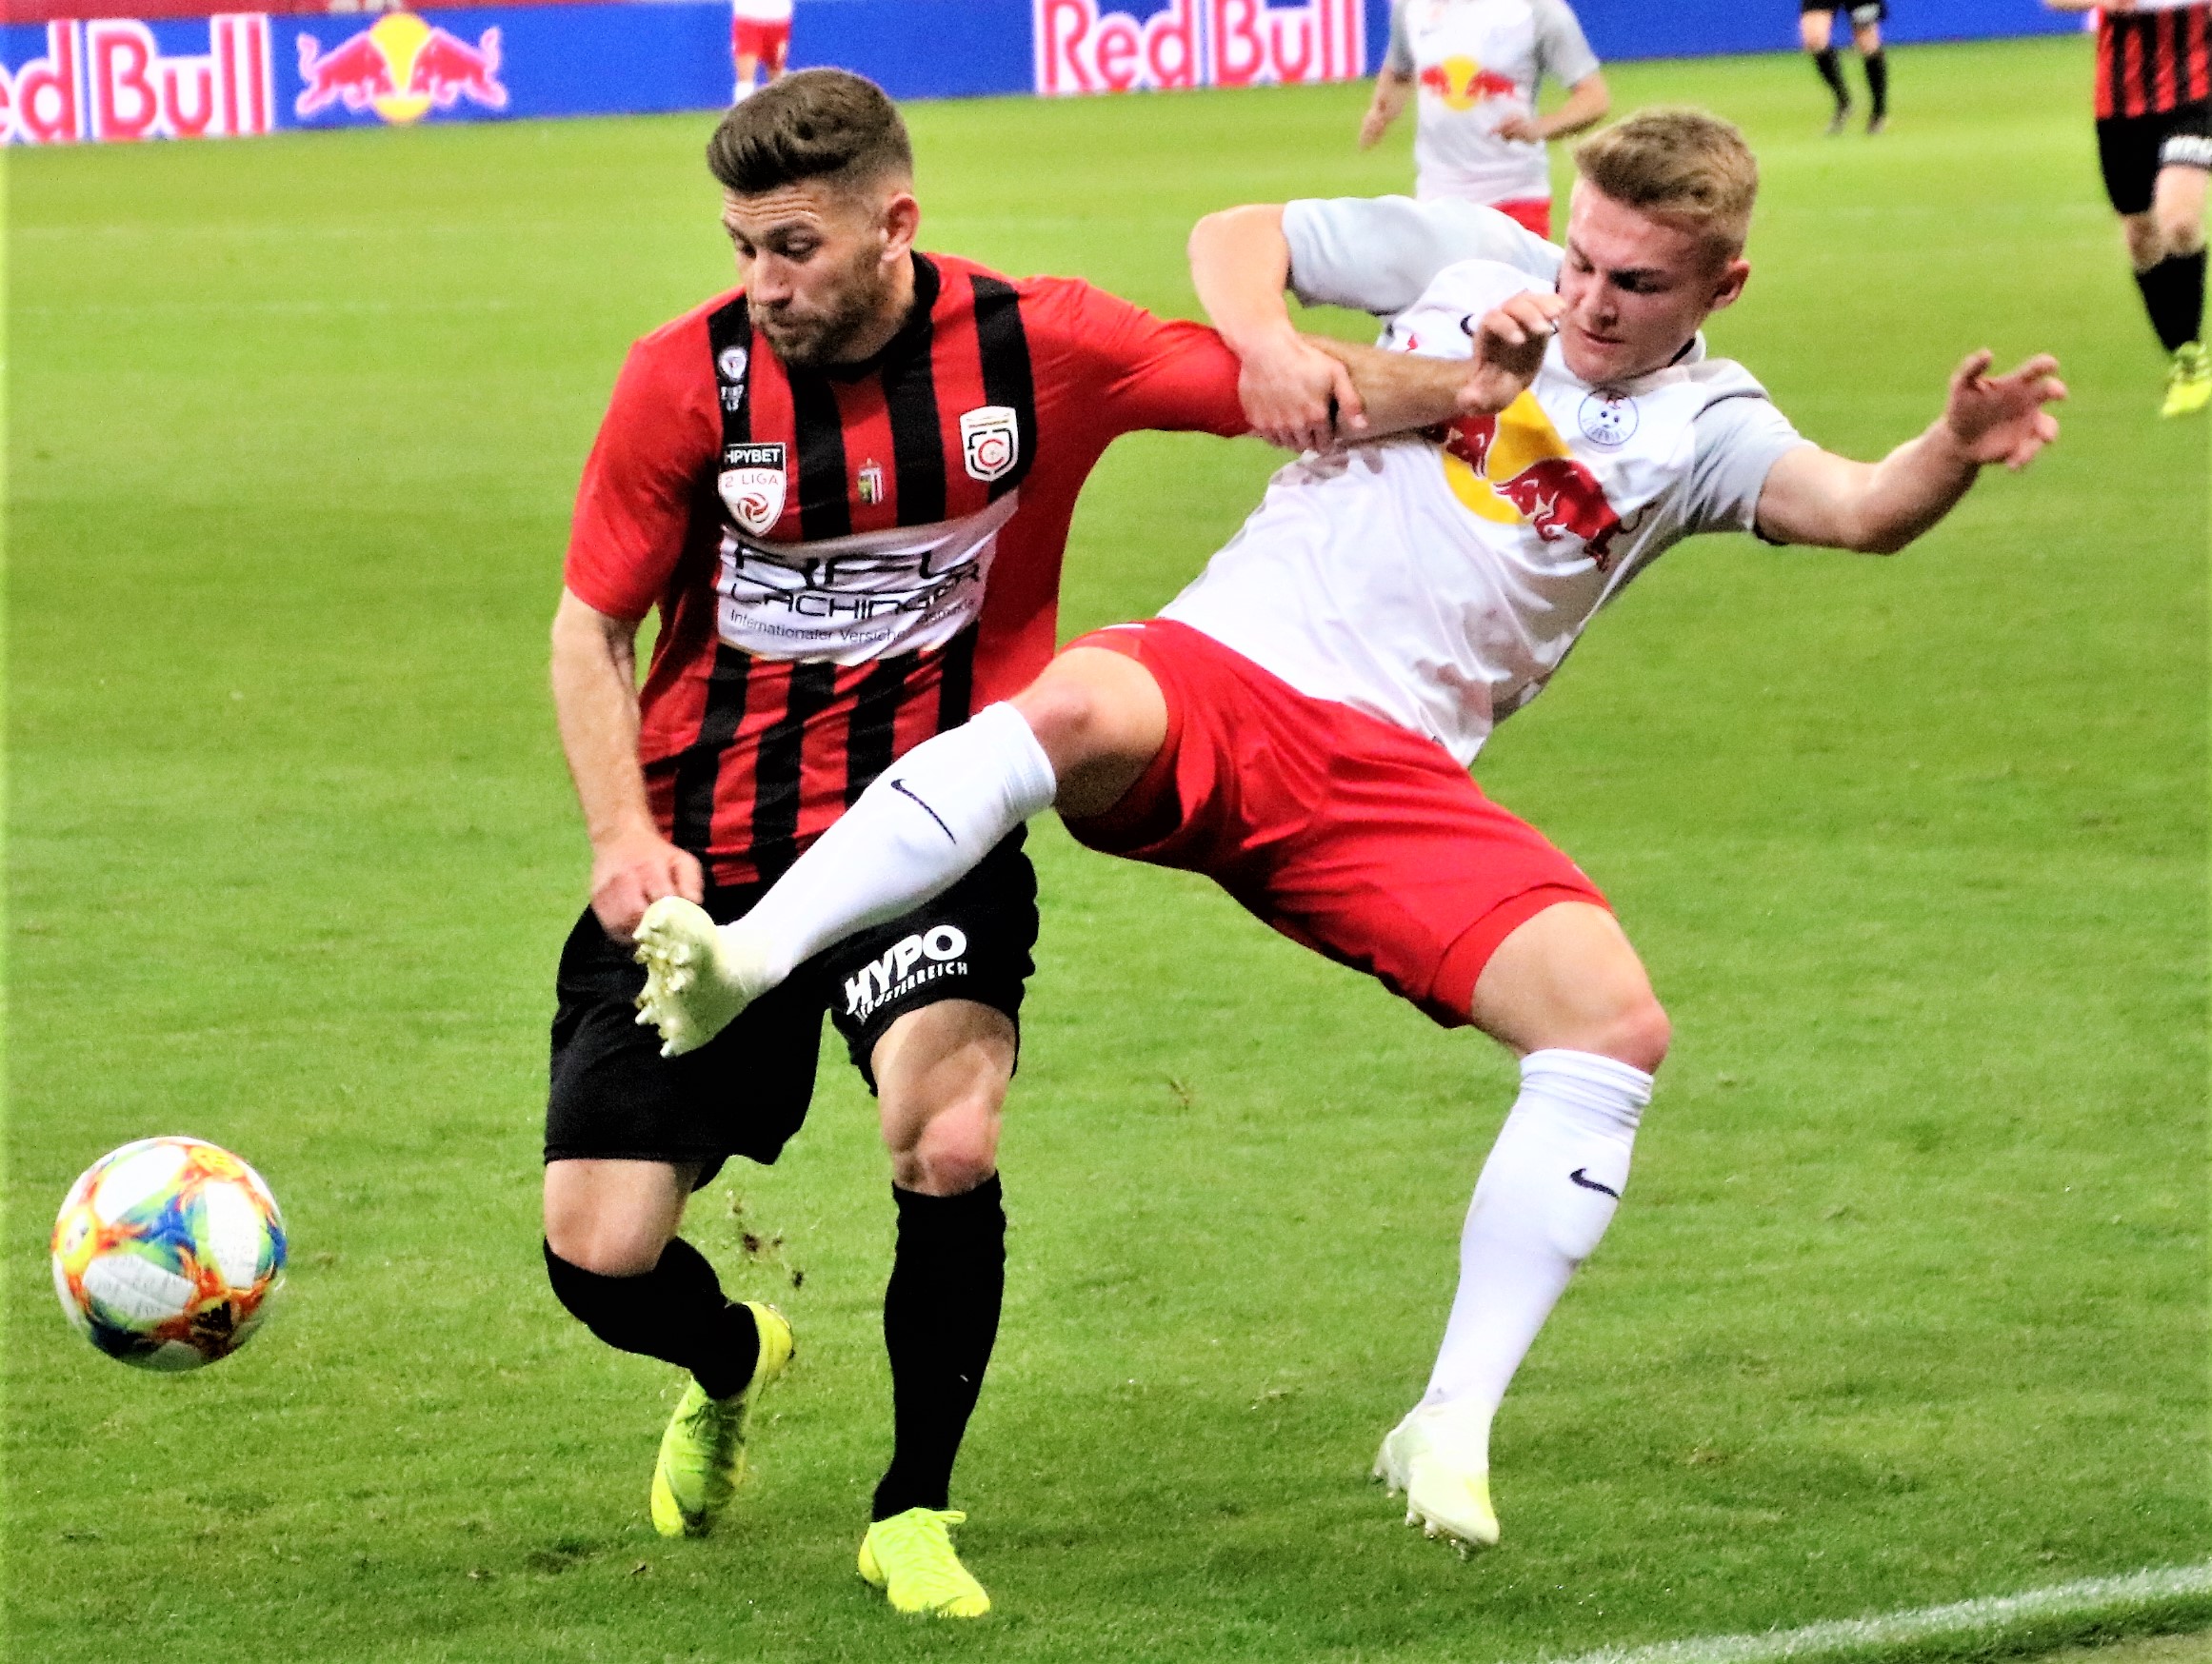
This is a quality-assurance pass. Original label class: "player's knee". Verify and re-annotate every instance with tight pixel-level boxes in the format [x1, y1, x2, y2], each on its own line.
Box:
[542, 1210, 667, 1278]
[1589, 991, 1670, 1077]
[889, 1096, 1002, 1196]
[2123, 214, 2166, 269]
[2157, 206, 2206, 258]
[1013, 674, 1108, 767]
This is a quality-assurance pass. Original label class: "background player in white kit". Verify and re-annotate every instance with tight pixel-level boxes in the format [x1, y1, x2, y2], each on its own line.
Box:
[629, 111, 2065, 1551]
[730, 0, 792, 101]
[1359, 0, 1609, 236]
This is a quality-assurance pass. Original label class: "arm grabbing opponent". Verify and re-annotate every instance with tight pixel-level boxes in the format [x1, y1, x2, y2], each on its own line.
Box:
[1755, 351, 2065, 554]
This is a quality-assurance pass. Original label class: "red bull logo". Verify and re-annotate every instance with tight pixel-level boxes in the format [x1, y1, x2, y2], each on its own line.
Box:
[1445, 393, 1623, 568]
[295, 12, 506, 125]
[4, 16, 272, 145]
[1034, 0, 1363, 96]
[1417, 54, 1518, 111]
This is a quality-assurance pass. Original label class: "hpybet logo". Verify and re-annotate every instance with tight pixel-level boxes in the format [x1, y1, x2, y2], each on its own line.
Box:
[294, 11, 506, 126]
[1034, 0, 1365, 96]
[3, 15, 273, 146]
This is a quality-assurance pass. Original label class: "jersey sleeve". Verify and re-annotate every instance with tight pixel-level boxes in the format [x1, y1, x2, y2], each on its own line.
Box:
[1025, 278, 1249, 442]
[1680, 393, 1815, 537]
[1385, 0, 1414, 75]
[1282, 195, 1564, 317]
[564, 333, 721, 622]
[1529, 0, 1601, 87]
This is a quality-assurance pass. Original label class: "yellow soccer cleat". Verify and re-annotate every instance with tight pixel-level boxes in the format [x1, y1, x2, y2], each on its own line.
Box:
[2162, 342, 2211, 418]
[632, 900, 774, 1058]
[1373, 1406, 1501, 1553]
[648, 1301, 793, 1537]
[857, 1508, 991, 1617]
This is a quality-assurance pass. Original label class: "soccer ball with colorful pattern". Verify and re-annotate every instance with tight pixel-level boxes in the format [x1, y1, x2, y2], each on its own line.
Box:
[50, 1137, 288, 1372]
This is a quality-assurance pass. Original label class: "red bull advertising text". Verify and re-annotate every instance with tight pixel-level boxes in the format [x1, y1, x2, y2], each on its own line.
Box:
[1034, 0, 1365, 96]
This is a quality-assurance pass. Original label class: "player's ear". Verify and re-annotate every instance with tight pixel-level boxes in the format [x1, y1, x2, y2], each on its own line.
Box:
[878, 187, 922, 263]
[1706, 256, 1750, 314]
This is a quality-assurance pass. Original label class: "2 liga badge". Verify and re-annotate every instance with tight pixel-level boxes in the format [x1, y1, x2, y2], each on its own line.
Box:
[716, 406, 1021, 537]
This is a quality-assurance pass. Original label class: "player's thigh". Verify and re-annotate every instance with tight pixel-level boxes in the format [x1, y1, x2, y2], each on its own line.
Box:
[2102, 117, 2163, 226]
[546, 901, 827, 1211]
[823, 832, 1037, 1189]
[1467, 901, 1668, 1073]
[1800, 9, 1833, 52]
[870, 1000, 1017, 1186]
[543, 1158, 699, 1274]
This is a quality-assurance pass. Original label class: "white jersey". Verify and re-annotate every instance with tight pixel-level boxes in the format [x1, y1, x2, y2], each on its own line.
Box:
[1159, 196, 1811, 767]
[1385, 0, 1600, 208]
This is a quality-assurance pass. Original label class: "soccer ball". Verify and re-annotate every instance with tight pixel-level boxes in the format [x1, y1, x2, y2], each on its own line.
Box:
[50, 1136, 288, 1372]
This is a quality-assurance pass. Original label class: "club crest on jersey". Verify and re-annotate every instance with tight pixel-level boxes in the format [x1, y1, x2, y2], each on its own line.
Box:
[1578, 391, 1639, 447]
[960, 406, 1020, 484]
[716, 346, 750, 411]
[718, 442, 787, 537]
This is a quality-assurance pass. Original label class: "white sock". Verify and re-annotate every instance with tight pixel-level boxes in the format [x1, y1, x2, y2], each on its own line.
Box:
[1415, 1048, 1653, 1452]
[735, 701, 1057, 983]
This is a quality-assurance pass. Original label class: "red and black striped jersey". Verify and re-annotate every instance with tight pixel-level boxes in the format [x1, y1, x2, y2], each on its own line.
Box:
[566, 251, 1247, 888]
[2097, 3, 2212, 120]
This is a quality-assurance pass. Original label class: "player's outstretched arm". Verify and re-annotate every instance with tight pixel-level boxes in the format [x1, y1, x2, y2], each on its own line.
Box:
[551, 587, 705, 940]
[1754, 350, 2065, 554]
[1188, 204, 1365, 451]
[1311, 290, 1565, 437]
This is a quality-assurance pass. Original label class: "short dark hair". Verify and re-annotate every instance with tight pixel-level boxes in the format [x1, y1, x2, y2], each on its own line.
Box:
[706, 69, 913, 196]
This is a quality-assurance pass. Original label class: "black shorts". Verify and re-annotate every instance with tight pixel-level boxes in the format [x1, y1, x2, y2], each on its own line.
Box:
[2099, 102, 2212, 217]
[1802, 1, 1886, 21]
[545, 831, 1038, 1185]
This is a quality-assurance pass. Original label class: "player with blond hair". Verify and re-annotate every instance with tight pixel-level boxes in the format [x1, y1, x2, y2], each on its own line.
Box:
[631, 109, 2065, 1552]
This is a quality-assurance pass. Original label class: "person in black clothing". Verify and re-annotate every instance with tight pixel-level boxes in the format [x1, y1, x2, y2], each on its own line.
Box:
[1802, 1, 1890, 135]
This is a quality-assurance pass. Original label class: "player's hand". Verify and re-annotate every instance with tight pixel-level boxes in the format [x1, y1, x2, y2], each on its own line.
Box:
[1491, 110, 1545, 143]
[1940, 349, 2066, 471]
[1358, 106, 1391, 149]
[1457, 291, 1565, 416]
[589, 826, 706, 942]
[1237, 329, 1365, 451]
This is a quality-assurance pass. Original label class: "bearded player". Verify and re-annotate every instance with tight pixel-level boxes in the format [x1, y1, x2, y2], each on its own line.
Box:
[548, 67, 1503, 1616]
[630, 109, 2063, 1553]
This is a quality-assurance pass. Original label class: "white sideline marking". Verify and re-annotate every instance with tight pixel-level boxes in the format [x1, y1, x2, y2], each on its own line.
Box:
[1553, 1564, 2212, 1664]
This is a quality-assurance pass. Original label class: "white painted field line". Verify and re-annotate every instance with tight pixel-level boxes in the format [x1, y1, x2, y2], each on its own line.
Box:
[1553, 1563, 2212, 1664]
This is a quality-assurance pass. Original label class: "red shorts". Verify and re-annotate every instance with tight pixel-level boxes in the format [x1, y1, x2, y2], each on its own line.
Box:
[731, 15, 789, 67]
[1491, 197, 1552, 238]
[1062, 620, 1605, 1029]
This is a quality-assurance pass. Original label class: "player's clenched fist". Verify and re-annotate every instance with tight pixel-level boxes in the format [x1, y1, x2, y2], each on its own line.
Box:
[1939, 350, 2066, 472]
[589, 826, 706, 942]
[1457, 290, 1567, 417]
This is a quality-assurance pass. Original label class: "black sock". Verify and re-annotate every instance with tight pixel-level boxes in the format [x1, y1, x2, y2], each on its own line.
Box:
[544, 1237, 761, 1400]
[2136, 250, 2208, 352]
[871, 1177, 1006, 1521]
[1863, 50, 1888, 118]
[1813, 49, 1849, 109]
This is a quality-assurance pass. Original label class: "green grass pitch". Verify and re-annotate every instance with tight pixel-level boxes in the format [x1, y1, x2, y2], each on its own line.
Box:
[7, 33, 2207, 1663]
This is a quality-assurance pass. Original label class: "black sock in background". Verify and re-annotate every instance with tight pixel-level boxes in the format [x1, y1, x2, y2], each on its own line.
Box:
[544, 1237, 762, 1400]
[872, 1178, 1007, 1520]
[1863, 50, 1888, 118]
[1813, 48, 1849, 108]
[2137, 251, 2209, 352]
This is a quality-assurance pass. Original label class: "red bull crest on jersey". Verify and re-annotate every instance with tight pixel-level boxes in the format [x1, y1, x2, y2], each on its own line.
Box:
[1444, 393, 1624, 569]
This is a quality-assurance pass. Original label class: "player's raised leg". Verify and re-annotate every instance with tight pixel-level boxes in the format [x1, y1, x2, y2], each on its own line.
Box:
[1376, 902, 1666, 1551]
[634, 648, 1167, 1056]
[850, 1000, 1013, 1617]
[542, 1159, 792, 1536]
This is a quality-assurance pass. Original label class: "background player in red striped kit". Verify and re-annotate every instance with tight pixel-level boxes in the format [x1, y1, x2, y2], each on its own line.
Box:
[543, 68, 1462, 1617]
[2048, 0, 2212, 413]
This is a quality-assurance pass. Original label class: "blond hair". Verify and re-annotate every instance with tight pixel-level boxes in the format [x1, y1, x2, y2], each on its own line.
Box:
[1572, 109, 1760, 263]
